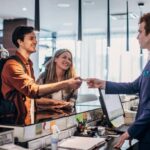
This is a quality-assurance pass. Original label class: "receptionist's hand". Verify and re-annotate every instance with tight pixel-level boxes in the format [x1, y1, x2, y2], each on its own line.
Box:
[86, 78, 106, 89]
[114, 131, 130, 149]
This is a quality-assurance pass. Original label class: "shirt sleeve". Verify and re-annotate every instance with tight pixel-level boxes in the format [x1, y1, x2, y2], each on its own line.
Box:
[2, 59, 40, 98]
[105, 76, 141, 94]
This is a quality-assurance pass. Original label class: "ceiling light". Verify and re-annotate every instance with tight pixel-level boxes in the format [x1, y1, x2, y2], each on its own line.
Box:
[63, 23, 72, 26]
[22, 7, 27, 11]
[129, 13, 138, 19]
[57, 3, 70, 8]
[111, 12, 139, 20]
[111, 16, 117, 20]
[83, 0, 95, 5]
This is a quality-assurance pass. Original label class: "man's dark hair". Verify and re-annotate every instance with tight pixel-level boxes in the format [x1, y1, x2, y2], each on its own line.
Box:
[139, 13, 150, 35]
[12, 26, 34, 48]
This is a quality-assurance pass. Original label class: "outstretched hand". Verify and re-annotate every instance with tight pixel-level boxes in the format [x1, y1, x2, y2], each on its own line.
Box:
[67, 77, 82, 90]
[86, 78, 106, 89]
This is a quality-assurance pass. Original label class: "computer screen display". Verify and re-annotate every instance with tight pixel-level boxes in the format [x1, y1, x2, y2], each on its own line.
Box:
[99, 90, 124, 121]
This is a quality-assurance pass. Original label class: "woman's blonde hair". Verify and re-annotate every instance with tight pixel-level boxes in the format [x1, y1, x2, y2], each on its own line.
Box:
[44, 49, 76, 83]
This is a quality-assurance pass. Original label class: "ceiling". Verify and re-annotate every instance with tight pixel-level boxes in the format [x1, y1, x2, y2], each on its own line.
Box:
[0, 0, 149, 37]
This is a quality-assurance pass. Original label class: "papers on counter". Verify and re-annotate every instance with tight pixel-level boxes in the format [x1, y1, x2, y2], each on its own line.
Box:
[0, 143, 31, 150]
[58, 136, 106, 150]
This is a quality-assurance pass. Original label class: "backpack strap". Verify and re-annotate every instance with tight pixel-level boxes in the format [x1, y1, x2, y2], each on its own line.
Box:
[8, 55, 27, 73]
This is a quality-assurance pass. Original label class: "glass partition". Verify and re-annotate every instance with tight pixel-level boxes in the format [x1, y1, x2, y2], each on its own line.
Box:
[1, 0, 148, 127]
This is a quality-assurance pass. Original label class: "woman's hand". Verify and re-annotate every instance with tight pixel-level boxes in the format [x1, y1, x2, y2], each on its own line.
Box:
[36, 97, 72, 109]
[67, 77, 82, 90]
[52, 101, 72, 109]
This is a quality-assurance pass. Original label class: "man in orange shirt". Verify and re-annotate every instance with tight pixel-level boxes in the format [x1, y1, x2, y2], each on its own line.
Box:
[1, 26, 82, 125]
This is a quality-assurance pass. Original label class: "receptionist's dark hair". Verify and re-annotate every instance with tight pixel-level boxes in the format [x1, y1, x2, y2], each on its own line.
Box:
[12, 26, 34, 48]
[139, 13, 150, 35]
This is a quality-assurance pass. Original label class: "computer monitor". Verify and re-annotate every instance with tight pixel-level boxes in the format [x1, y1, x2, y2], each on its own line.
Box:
[98, 89, 124, 127]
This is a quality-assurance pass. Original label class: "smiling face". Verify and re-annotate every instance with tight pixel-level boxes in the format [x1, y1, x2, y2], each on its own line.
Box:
[54, 51, 72, 71]
[18, 31, 37, 54]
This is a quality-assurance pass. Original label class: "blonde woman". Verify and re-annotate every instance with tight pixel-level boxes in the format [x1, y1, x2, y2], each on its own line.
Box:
[36, 49, 78, 118]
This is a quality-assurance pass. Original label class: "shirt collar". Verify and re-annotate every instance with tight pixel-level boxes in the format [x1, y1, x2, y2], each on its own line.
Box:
[15, 51, 33, 66]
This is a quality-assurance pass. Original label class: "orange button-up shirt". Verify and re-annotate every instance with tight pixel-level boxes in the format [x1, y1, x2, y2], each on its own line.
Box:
[2, 51, 39, 125]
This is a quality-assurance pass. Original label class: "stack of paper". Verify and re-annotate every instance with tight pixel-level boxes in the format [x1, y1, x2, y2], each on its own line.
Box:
[58, 136, 106, 150]
[0, 143, 31, 150]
